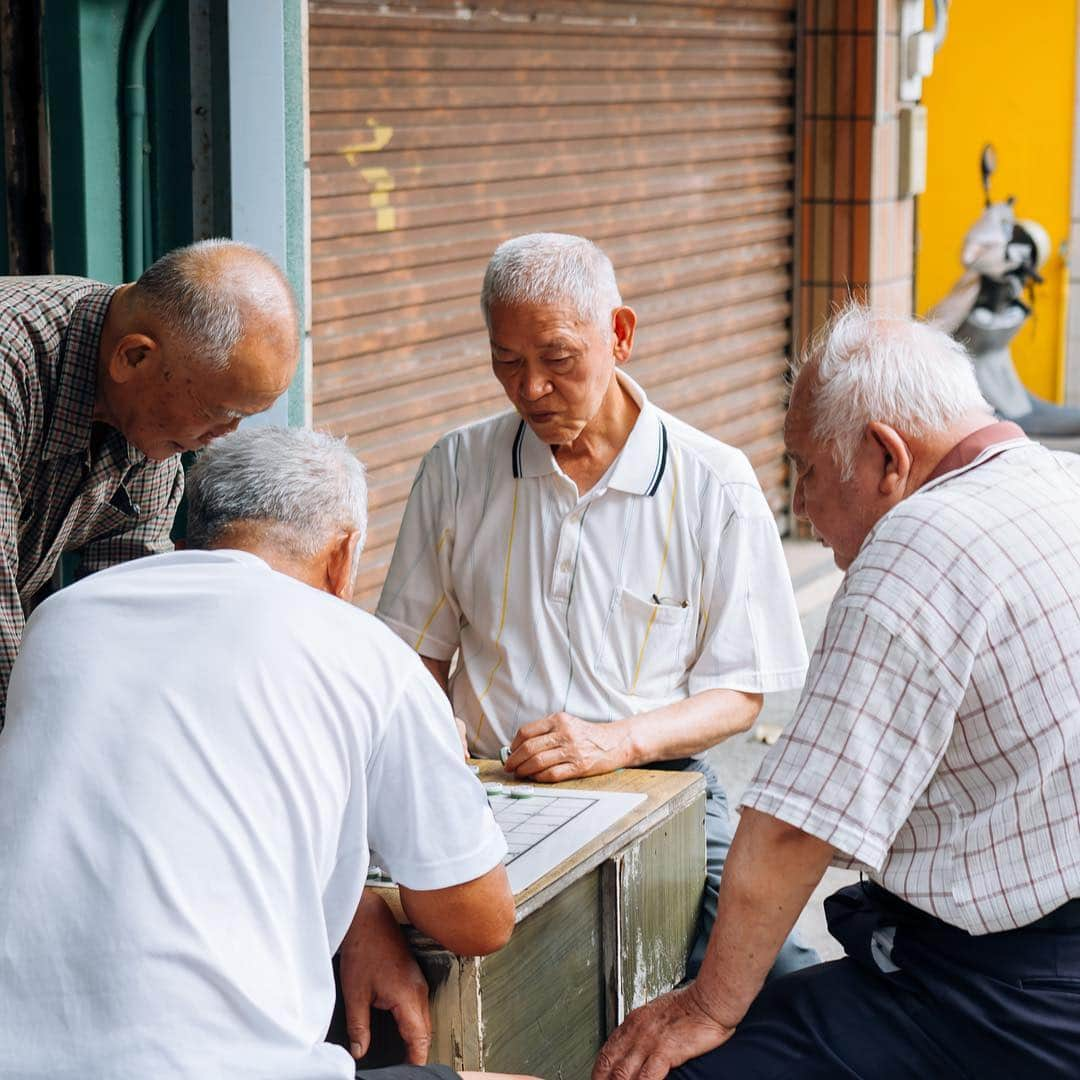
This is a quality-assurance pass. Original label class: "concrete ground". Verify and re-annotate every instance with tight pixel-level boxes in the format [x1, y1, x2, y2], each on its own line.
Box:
[703, 537, 857, 961]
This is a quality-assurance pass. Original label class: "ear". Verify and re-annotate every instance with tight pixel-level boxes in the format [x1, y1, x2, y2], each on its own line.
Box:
[866, 421, 912, 497]
[612, 306, 637, 364]
[326, 529, 363, 601]
[107, 333, 160, 384]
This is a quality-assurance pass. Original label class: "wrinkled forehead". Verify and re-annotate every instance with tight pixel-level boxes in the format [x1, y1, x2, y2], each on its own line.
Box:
[783, 369, 817, 452]
[488, 299, 601, 344]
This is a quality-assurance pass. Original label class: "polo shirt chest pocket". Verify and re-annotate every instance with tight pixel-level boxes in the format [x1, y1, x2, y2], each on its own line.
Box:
[598, 586, 693, 697]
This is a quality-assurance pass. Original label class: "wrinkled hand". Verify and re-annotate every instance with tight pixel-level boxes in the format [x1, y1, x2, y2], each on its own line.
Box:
[504, 712, 628, 781]
[593, 985, 735, 1080]
[340, 893, 432, 1064]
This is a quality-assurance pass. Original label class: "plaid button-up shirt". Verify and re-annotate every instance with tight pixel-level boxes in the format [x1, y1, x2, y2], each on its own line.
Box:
[0, 276, 183, 725]
[742, 428, 1080, 934]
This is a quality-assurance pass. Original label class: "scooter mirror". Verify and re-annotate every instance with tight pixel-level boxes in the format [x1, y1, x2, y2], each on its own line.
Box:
[981, 144, 997, 206]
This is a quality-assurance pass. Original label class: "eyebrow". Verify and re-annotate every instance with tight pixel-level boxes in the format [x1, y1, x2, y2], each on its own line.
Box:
[490, 338, 579, 355]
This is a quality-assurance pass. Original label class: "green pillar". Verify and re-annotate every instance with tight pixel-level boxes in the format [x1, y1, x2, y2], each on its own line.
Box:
[41, 0, 129, 281]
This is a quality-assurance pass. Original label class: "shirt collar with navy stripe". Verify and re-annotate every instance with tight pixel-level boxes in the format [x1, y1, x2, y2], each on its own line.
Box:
[510, 370, 668, 496]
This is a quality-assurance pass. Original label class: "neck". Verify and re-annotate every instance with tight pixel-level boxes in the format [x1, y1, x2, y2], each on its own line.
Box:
[207, 532, 324, 592]
[907, 412, 999, 493]
[93, 284, 134, 428]
[554, 371, 640, 474]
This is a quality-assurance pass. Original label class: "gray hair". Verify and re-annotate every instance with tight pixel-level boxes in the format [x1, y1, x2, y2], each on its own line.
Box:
[794, 303, 993, 480]
[134, 238, 295, 370]
[186, 427, 367, 569]
[480, 233, 623, 331]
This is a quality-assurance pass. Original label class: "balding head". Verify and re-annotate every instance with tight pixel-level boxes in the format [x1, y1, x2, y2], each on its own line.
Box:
[96, 240, 300, 461]
[132, 239, 298, 370]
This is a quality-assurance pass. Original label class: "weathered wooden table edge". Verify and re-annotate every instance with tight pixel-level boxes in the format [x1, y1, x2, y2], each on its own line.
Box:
[365, 763, 707, 1079]
[370, 761, 706, 923]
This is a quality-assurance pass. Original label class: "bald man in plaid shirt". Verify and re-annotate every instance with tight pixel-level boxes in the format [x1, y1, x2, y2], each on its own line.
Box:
[597, 305, 1080, 1080]
[0, 240, 297, 724]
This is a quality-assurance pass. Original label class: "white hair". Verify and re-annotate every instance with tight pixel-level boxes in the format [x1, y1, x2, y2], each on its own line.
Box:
[186, 427, 367, 571]
[480, 232, 623, 331]
[794, 303, 993, 480]
[135, 238, 296, 371]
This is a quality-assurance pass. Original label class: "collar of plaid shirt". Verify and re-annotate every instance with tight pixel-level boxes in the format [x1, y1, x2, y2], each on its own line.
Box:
[924, 420, 1027, 486]
[41, 286, 141, 466]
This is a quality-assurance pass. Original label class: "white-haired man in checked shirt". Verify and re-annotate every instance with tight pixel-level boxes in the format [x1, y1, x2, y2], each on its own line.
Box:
[596, 304, 1080, 1080]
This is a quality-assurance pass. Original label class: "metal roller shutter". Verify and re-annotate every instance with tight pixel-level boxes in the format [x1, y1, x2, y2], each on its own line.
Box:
[308, 0, 797, 607]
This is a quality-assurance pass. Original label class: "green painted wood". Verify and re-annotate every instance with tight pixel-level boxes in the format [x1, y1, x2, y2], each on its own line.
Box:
[41, 0, 128, 280]
[478, 871, 605, 1079]
[616, 795, 705, 1018]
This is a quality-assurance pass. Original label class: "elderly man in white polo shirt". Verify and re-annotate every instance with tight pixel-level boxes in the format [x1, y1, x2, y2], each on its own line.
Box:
[0, 427, 525, 1080]
[377, 232, 817, 977]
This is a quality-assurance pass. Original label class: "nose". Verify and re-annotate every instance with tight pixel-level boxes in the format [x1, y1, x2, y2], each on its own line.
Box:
[519, 362, 551, 402]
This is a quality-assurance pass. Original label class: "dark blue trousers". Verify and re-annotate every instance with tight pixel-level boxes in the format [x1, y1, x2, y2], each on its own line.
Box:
[674, 882, 1080, 1079]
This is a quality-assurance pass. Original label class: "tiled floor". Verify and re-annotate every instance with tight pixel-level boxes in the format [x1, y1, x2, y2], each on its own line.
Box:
[704, 537, 857, 962]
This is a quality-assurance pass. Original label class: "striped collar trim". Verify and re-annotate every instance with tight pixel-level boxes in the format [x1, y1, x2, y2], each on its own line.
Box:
[508, 371, 669, 497]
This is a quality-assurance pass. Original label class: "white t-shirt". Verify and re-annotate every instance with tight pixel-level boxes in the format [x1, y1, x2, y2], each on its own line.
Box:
[377, 372, 808, 757]
[0, 550, 506, 1080]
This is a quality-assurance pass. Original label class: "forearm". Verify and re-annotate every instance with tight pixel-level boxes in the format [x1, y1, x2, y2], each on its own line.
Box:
[616, 688, 762, 766]
[691, 807, 834, 1027]
[341, 888, 401, 958]
[420, 654, 452, 698]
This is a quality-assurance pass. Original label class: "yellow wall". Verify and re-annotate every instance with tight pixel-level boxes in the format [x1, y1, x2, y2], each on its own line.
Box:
[917, 0, 1077, 401]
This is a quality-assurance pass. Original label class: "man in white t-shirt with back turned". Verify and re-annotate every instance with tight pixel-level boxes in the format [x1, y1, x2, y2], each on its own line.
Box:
[0, 427, 527, 1080]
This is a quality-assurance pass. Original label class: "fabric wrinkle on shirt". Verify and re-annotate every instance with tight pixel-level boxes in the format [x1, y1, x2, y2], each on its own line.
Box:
[377, 371, 809, 756]
[741, 426, 1080, 935]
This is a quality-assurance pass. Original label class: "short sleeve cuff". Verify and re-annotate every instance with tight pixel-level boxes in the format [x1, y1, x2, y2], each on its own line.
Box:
[387, 821, 508, 892]
[375, 610, 459, 662]
[738, 782, 889, 871]
[688, 664, 808, 697]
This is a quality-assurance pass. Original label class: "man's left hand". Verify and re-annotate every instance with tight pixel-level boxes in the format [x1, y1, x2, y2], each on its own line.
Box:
[592, 985, 735, 1080]
[504, 712, 629, 781]
[340, 892, 432, 1064]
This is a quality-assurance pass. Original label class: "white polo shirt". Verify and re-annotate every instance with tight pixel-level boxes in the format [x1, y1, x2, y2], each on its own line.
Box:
[378, 373, 808, 758]
[0, 549, 505, 1080]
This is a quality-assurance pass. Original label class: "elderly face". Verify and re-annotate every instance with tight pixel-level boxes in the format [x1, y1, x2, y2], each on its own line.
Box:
[488, 300, 626, 446]
[113, 316, 297, 461]
[785, 373, 889, 571]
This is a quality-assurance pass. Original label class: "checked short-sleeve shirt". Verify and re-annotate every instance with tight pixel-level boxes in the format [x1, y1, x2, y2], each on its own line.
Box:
[0, 276, 184, 724]
[741, 427, 1080, 934]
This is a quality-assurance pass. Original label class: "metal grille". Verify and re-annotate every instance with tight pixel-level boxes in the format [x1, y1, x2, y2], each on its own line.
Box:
[309, 0, 797, 606]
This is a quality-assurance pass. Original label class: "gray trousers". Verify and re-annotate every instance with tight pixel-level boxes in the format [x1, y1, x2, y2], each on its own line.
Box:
[679, 758, 820, 979]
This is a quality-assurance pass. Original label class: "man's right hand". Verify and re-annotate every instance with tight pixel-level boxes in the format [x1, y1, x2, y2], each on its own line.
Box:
[592, 984, 735, 1080]
[340, 891, 433, 1064]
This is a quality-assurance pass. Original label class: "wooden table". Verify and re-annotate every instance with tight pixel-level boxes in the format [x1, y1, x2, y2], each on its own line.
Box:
[361, 761, 706, 1080]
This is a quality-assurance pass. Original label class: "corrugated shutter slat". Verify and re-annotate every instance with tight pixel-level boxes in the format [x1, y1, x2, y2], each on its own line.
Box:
[309, 0, 796, 608]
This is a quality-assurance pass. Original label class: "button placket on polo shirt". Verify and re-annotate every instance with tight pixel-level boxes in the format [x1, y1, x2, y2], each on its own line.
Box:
[549, 477, 591, 604]
[549, 484, 603, 605]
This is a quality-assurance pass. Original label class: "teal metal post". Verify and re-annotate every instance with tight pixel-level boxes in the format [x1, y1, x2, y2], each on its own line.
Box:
[122, 0, 168, 279]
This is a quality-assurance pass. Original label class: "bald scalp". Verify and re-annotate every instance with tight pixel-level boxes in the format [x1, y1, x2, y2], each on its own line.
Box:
[131, 239, 299, 371]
